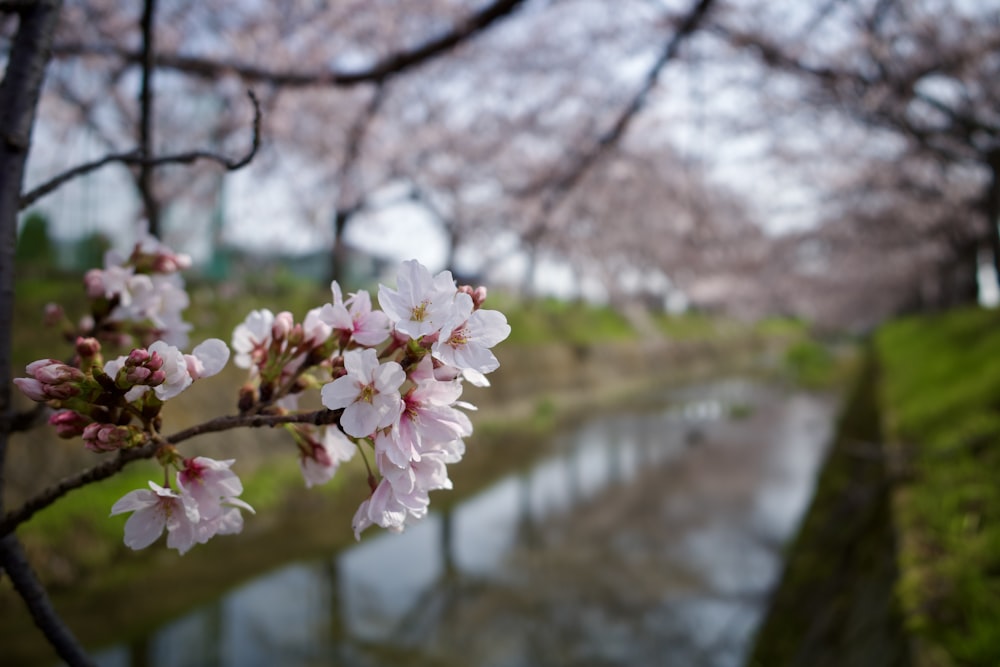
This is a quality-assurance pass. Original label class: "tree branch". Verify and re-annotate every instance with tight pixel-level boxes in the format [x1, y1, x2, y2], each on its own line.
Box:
[138, 0, 158, 235]
[518, 0, 717, 241]
[0, 406, 343, 538]
[19, 89, 262, 210]
[0, 535, 95, 667]
[52, 0, 527, 88]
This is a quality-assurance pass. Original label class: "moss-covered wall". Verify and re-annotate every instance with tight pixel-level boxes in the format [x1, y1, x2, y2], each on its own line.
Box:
[747, 350, 911, 667]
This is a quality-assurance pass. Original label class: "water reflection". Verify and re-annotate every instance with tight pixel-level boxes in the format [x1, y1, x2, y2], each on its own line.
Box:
[90, 379, 835, 667]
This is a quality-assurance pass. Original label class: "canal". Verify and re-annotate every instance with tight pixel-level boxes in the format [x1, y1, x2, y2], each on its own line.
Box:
[80, 377, 836, 667]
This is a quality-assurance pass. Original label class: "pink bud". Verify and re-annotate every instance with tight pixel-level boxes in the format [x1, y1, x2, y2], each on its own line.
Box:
[473, 286, 488, 308]
[26, 359, 60, 375]
[127, 348, 150, 366]
[84, 269, 106, 298]
[49, 410, 90, 438]
[146, 351, 164, 371]
[148, 370, 166, 386]
[75, 337, 101, 358]
[44, 303, 64, 326]
[82, 423, 130, 452]
[44, 383, 81, 400]
[272, 311, 294, 340]
[29, 360, 84, 385]
[126, 367, 152, 383]
[13, 377, 47, 402]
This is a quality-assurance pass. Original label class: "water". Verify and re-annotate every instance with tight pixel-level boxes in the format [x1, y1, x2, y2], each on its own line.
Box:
[89, 379, 836, 667]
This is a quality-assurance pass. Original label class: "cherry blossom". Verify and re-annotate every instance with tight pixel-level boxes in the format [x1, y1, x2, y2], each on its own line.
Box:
[318, 287, 390, 347]
[110, 482, 201, 555]
[299, 426, 357, 488]
[379, 357, 472, 467]
[378, 259, 460, 339]
[431, 292, 511, 375]
[232, 308, 275, 370]
[181, 463, 254, 546]
[320, 348, 405, 437]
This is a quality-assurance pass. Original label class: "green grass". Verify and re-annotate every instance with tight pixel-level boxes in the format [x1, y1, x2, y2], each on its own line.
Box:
[877, 306, 1000, 665]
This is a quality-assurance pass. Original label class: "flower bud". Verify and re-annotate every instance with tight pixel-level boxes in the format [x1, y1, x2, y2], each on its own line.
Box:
[84, 269, 105, 298]
[127, 348, 150, 366]
[44, 303, 64, 327]
[82, 423, 140, 452]
[19, 359, 86, 402]
[75, 337, 101, 359]
[473, 286, 488, 308]
[35, 363, 84, 385]
[272, 311, 294, 341]
[13, 377, 47, 402]
[126, 366, 152, 383]
[49, 410, 90, 438]
[146, 351, 164, 371]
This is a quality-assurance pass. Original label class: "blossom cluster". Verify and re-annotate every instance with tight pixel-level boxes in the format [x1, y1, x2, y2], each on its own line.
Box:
[15, 254, 509, 553]
[110, 457, 253, 555]
[15, 336, 228, 452]
[82, 224, 193, 348]
[234, 259, 510, 539]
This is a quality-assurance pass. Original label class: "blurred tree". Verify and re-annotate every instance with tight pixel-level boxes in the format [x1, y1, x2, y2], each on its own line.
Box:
[711, 0, 1000, 307]
[15, 211, 55, 274]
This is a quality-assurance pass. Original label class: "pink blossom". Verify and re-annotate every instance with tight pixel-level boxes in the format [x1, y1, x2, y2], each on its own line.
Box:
[300, 426, 356, 488]
[184, 338, 230, 380]
[320, 349, 405, 438]
[302, 306, 333, 347]
[377, 260, 459, 340]
[432, 292, 510, 375]
[319, 288, 389, 346]
[176, 457, 245, 520]
[174, 458, 254, 547]
[232, 309, 274, 370]
[378, 357, 472, 467]
[110, 482, 201, 555]
[351, 479, 409, 539]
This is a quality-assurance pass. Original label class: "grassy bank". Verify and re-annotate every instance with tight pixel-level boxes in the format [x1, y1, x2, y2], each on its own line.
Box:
[751, 306, 1000, 667]
[878, 308, 1000, 666]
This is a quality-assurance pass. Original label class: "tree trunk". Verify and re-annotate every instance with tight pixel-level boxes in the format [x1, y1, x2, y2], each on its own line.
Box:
[0, 3, 95, 665]
[985, 150, 1000, 300]
[330, 208, 350, 287]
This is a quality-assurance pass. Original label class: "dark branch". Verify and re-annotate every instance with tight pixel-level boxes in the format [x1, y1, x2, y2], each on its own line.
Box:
[138, 0, 159, 235]
[52, 0, 527, 88]
[517, 0, 717, 241]
[19, 89, 262, 209]
[0, 535, 96, 667]
[0, 406, 342, 537]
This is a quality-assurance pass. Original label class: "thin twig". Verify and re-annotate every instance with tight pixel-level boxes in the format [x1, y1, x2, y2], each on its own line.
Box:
[20, 89, 262, 210]
[51, 0, 527, 87]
